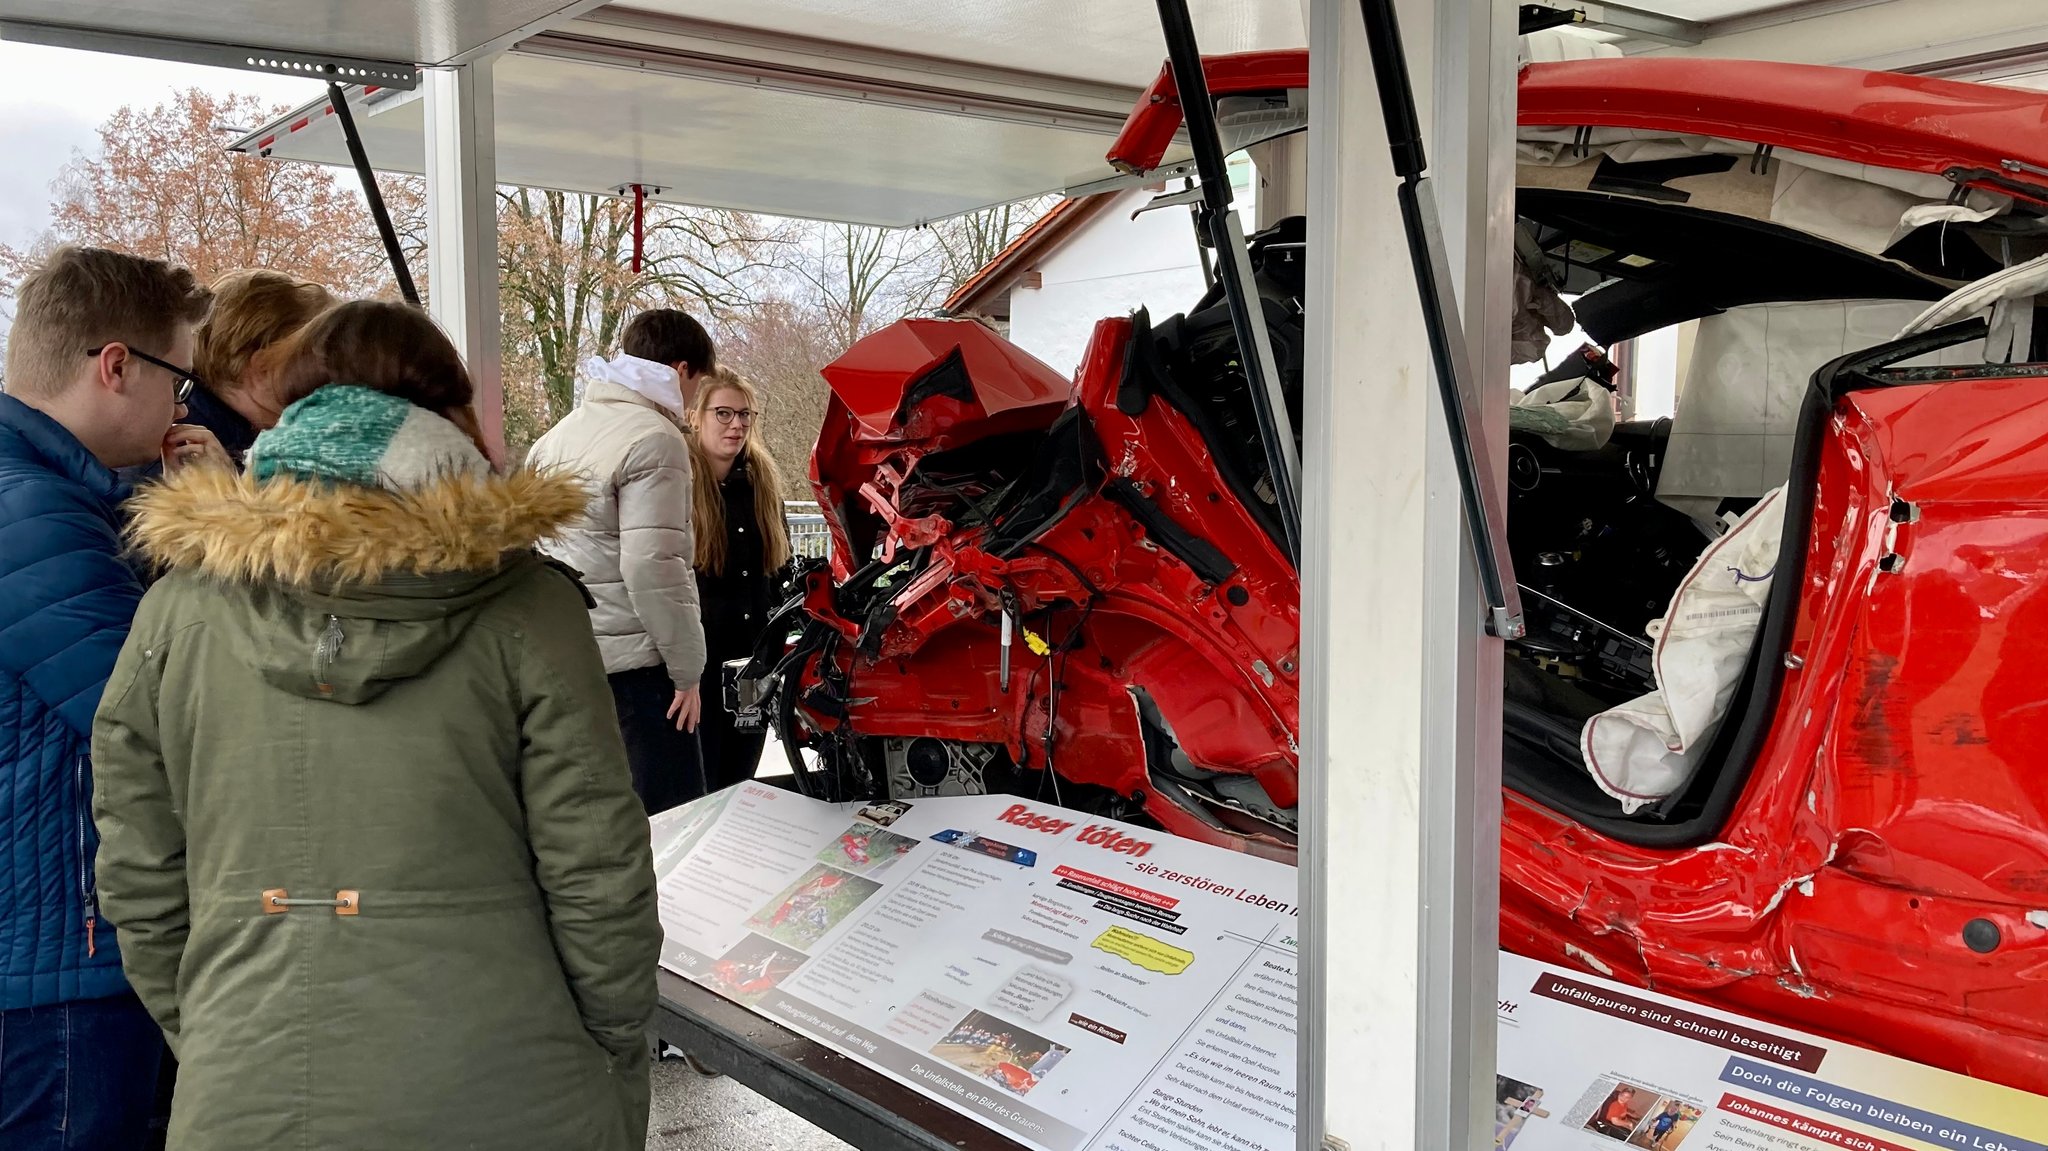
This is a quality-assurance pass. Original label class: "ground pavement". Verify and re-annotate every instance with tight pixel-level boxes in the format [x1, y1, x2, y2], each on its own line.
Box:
[646, 1056, 852, 1151]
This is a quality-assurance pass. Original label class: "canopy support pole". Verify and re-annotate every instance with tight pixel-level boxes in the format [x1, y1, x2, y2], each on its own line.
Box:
[326, 83, 419, 307]
[632, 183, 646, 275]
[1154, 0, 1303, 563]
[1298, 0, 1511, 1147]
[1358, 0, 1524, 639]
[424, 59, 504, 461]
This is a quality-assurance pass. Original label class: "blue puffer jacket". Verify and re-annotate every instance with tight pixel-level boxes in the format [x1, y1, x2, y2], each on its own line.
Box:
[0, 392, 142, 1009]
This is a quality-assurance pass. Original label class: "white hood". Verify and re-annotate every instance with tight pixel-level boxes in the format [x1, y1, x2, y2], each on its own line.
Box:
[581, 353, 686, 416]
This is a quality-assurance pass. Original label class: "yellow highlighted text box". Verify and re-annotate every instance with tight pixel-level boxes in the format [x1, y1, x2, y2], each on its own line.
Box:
[1091, 925, 1193, 975]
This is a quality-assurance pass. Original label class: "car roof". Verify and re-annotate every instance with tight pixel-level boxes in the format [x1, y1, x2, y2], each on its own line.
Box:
[1107, 51, 2048, 205]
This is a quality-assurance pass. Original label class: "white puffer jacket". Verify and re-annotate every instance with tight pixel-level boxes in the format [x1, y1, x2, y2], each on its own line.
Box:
[527, 355, 705, 688]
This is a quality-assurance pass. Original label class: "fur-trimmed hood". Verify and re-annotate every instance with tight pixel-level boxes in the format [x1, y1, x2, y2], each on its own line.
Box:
[126, 463, 591, 588]
[125, 465, 598, 705]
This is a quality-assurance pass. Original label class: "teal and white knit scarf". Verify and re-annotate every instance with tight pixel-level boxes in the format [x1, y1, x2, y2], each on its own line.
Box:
[247, 385, 489, 491]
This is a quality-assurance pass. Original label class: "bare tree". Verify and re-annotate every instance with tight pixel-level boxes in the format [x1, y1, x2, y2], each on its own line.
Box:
[791, 222, 941, 349]
[924, 196, 1058, 304]
[719, 295, 845, 491]
[496, 188, 789, 456]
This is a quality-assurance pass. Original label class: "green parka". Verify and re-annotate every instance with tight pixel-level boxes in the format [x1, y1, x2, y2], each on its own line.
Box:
[90, 462, 663, 1150]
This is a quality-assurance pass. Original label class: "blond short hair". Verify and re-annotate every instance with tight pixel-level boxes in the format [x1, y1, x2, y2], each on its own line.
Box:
[4, 246, 213, 399]
[196, 269, 336, 395]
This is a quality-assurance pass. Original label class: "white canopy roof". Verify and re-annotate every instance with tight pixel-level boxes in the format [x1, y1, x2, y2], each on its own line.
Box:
[0, 0, 612, 84]
[219, 2, 1301, 227]
[11, 0, 2048, 226]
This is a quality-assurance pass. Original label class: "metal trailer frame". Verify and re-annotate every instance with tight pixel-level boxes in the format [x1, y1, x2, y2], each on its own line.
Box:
[14, 2, 2048, 1148]
[650, 970, 1031, 1151]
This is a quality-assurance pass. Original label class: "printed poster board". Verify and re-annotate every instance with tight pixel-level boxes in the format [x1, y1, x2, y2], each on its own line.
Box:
[1492, 952, 2048, 1151]
[650, 784, 1300, 1151]
[649, 785, 2048, 1151]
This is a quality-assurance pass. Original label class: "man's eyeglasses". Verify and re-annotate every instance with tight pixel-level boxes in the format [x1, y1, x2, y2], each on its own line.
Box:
[710, 406, 756, 427]
[86, 345, 202, 404]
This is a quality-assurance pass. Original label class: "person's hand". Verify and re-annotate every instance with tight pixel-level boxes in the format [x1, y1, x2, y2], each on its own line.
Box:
[667, 685, 702, 733]
[162, 424, 232, 472]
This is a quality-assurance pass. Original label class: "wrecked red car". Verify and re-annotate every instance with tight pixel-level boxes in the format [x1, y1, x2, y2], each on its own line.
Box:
[740, 52, 2048, 1094]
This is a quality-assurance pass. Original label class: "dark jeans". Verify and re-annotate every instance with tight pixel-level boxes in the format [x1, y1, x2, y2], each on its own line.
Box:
[699, 658, 769, 794]
[609, 664, 707, 815]
[0, 992, 163, 1151]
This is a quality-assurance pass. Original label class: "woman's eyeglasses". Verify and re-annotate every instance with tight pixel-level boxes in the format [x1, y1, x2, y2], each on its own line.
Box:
[86, 345, 202, 404]
[710, 406, 756, 427]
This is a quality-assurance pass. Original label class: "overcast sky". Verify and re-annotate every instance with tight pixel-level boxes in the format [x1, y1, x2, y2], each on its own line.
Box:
[0, 39, 327, 253]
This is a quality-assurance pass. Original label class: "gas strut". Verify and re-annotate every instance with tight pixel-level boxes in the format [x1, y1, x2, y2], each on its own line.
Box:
[1354, 0, 1526, 638]
[325, 77, 421, 307]
[1154, 0, 1303, 565]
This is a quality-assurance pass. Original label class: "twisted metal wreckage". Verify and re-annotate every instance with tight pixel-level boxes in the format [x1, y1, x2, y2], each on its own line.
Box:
[734, 42, 2048, 1096]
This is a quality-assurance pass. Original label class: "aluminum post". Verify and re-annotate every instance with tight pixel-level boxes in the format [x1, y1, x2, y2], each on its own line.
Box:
[424, 59, 504, 460]
[1299, 0, 1510, 1148]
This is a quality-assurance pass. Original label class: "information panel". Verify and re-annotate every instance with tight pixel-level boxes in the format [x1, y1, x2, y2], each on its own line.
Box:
[650, 784, 1301, 1151]
[651, 787, 2048, 1151]
[1493, 953, 2048, 1151]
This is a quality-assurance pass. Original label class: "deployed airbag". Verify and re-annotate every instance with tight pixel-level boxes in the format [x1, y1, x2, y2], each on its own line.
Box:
[1581, 485, 1785, 814]
[1511, 376, 1616, 452]
[1657, 299, 1980, 519]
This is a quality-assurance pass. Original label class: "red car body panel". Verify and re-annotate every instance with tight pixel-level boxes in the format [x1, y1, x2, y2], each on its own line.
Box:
[1109, 52, 2048, 205]
[1504, 375, 2048, 1093]
[1107, 50, 1310, 174]
[794, 55, 2048, 1094]
[822, 318, 1074, 440]
[804, 317, 1300, 857]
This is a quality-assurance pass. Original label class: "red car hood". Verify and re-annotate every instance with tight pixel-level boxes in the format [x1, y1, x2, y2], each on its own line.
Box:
[820, 318, 1072, 440]
[1107, 52, 2048, 204]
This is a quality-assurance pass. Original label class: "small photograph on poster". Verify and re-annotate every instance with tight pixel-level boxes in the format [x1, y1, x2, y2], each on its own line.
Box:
[929, 829, 1038, 867]
[1494, 1076, 1550, 1151]
[818, 823, 919, 877]
[1627, 1101, 1702, 1151]
[746, 864, 884, 951]
[856, 800, 913, 828]
[1584, 1081, 1658, 1141]
[709, 933, 809, 1004]
[930, 1010, 1072, 1097]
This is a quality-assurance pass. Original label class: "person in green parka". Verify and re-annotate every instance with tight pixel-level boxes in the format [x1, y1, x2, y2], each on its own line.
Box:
[89, 300, 664, 1150]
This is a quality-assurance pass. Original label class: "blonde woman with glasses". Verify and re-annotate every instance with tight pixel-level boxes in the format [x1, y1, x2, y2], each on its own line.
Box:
[686, 365, 792, 791]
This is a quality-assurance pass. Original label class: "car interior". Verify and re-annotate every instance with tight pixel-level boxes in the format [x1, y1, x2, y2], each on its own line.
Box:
[1113, 129, 2048, 844]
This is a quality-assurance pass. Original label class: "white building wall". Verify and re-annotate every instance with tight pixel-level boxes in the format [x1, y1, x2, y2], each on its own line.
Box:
[1006, 166, 1258, 378]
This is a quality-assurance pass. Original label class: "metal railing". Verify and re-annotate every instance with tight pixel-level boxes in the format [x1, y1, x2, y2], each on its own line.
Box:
[786, 500, 830, 560]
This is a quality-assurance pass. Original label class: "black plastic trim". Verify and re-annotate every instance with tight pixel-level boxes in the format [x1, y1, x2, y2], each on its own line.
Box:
[892, 347, 976, 426]
[1102, 477, 1237, 586]
[1519, 190, 1949, 346]
[1137, 305, 1298, 562]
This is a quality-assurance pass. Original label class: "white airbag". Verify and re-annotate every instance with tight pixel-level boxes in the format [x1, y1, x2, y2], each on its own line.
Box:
[1581, 486, 1787, 814]
[1511, 376, 1616, 452]
[1656, 299, 1981, 514]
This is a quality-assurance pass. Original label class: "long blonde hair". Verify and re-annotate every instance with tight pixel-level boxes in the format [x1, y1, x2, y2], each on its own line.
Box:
[688, 366, 791, 575]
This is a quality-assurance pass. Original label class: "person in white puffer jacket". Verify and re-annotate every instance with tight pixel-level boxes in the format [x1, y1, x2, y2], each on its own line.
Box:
[528, 309, 713, 814]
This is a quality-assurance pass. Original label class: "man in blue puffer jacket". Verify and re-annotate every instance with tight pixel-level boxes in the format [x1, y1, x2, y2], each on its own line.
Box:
[0, 246, 215, 1149]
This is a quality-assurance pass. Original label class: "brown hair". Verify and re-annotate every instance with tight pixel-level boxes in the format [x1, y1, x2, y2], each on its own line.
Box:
[3, 245, 212, 399]
[273, 300, 492, 460]
[196, 269, 336, 394]
[687, 365, 790, 575]
[622, 308, 716, 376]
